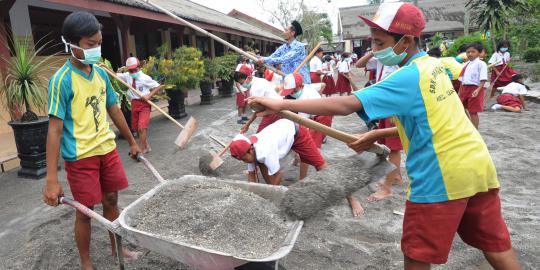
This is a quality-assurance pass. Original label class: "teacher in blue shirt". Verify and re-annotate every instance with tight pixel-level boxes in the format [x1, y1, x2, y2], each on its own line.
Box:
[257, 20, 311, 84]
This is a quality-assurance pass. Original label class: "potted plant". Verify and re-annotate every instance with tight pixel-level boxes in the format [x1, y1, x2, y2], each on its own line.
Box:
[101, 58, 133, 135]
[200, 58, 217, 105]
[0, 37, 58, 179]
[213, 53, 237, 97]
[159, 46, 204, 119]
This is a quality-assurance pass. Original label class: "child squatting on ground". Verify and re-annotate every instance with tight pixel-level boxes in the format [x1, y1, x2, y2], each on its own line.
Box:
[117, 57, 163, 154]
[458, 42, 488, 129]
[43, 11, 141, 270]
[248, 2, 521, 269]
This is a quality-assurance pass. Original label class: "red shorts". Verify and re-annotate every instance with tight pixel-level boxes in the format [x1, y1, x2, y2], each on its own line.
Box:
[131, 99, 151, 130]
[459, 85, 485, 113]
[377, 117, 403, 151]
[257, 114, 282, 133]
[308, 115, 333, 148]
[236, 92, 248, 108]
[401, 189, 512, 264]
[65, 149, 129, 207]
[292, 125, 326, 170]
[496, 93, 522, 108]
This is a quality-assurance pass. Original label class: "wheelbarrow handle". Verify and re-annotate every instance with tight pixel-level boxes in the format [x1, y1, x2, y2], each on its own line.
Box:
[136, 154, 166, 183]
[60, 196, 119, 233]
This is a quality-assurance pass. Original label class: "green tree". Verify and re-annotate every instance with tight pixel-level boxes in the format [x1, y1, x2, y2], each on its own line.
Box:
[258, 0, 304, 29]
[506, 0, 540, 54]
[467, 0, 529, 49]
[300, 10, 333, 49]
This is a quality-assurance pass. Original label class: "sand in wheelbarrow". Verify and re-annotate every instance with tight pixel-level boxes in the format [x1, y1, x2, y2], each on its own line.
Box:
[280, 154, 394, 220]
[130, 179, 290, 259]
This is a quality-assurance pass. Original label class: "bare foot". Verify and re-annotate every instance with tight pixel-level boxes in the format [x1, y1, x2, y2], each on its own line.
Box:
[347, 196, 364, 217]
[113, 248, 142, 261]
[80, 261, 94, 270]
[367, 185, 393, 202]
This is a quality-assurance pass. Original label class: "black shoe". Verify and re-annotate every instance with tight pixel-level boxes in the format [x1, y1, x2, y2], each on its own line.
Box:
[237, 119, 244, 124]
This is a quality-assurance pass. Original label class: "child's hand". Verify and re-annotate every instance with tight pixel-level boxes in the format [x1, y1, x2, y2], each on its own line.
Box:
[43, 179, 64, 207]
[472, 88, 481, 97]
[247, 97, 283, 116]
[239, 124, 250, 134]
[347, 131, 378, 154]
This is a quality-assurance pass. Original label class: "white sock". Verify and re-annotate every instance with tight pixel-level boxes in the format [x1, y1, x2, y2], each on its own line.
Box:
[491, 104, 502, 111]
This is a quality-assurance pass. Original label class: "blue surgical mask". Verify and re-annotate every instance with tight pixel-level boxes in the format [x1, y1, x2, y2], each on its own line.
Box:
[130, 71, 141, 79]
[62, 36, 102, 65]
[291, 89, 303, 99]
[242, 82, 252, 89]
[373, 37, 409, 66]
[500, 47, 508, 53]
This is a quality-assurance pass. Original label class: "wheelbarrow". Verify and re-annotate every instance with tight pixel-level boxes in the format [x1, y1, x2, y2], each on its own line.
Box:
[60, 156, 303, 270]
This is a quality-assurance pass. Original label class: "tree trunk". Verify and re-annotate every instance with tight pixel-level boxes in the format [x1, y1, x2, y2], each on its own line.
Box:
[490, 22, 496, 52]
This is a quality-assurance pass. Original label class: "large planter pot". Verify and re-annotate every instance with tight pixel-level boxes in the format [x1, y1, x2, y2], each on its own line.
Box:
[8, 117, 49, 179]
[199, 80, 214, 105]
[218, 79, 234, 98]
[166, 89, 188, 119]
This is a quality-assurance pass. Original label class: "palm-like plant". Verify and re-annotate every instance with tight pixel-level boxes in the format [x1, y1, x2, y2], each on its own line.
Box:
[467, 0, 530, 49]
[0, 36, 58, 122]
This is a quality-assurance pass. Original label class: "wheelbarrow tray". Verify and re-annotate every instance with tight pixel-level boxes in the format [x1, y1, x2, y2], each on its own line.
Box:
[118, 175, 303, 270]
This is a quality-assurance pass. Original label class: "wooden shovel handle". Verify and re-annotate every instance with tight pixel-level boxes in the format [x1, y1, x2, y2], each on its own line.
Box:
[278, 110, 390, 156]
[97, 63, 185, 130]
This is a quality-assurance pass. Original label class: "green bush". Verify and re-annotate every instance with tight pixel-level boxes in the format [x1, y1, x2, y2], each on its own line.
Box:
[522, 47, 540, 63]
[213, 54, 238, 81]
[531, 63, 540, 82]
[446, 33, 493, 57]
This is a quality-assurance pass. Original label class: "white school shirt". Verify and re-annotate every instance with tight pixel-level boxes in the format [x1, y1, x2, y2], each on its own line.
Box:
[322, 62, 334, 77]
[247, 119, 296, 175]
[459, 58, 488, 86]
[375, 61, 398, 82]
[501, 82, 527, 96]
[365, 55, 378, 70]
[294, 84, 322, 119]
[488, 52, 511, 67]
[117, 72, 160, 100]
[338, 60, 350, 73]
[309, 56, 323, 73]
[270, 72, 283, 86]
[248, 77, 282, 99]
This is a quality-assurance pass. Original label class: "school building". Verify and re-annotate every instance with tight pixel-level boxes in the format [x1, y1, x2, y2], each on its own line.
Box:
[339, 0, 477, 56]
[0, 0, 284, 169]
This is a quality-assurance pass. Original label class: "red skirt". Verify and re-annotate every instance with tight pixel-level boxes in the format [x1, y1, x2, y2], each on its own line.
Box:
[377, 117, 403, 151]
[235, 92, 248, 108]
[322, 75, 336, 95]
[335, 73, 352, 94]
[491, 65, 517, 88]
[310, 72, 322, 83]
[496, 93, 522, 108]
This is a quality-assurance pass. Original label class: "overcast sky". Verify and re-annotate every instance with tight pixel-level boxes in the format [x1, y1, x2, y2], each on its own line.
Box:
[190, 0, 369, 33]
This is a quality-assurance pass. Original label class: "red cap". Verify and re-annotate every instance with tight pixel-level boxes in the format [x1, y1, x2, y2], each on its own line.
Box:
[281, 73, 303, 96]
[238, 65, 253, 76]
[229, 134, 258, 160]
[358, 2, 425, 38]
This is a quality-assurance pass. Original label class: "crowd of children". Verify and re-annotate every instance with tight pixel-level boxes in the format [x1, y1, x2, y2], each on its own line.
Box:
[43, 3, 531, 269]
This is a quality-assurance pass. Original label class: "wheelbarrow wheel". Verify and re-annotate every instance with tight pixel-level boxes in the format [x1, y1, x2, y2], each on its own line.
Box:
[235, 261, 287, 270]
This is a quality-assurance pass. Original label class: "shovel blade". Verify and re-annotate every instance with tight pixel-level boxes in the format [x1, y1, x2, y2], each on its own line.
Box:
[175, 117, 198, 149]
[209, 151, 224, 170]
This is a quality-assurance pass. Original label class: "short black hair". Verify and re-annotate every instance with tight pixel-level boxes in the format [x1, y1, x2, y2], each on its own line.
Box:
[62, 11, 102, 44]
[458, 43, 469, 53]
[512, 73, 528, 82]
[233, 71, 248, 82]
[316, 47, 324, 53]
[341, 52, 351, 58]
[496, 40, 510, 52]
[466, 42, 484, 52]
[322, 55, 332, 62]
[427, 47, 442, 58]
[290, 20, 303, 37]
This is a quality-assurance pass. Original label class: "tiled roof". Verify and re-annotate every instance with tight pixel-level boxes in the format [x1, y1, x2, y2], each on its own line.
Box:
[106, 0, 284, 42]
[340, 0, 476, 39]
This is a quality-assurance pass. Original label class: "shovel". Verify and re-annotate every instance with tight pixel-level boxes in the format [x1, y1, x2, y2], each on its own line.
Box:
[98, 63, 198, 149]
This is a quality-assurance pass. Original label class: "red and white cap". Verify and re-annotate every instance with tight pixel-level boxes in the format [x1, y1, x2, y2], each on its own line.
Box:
[238, 65, 254, 76]
[358, 2, 426, 38]
[229, 134, 258, 160]
[125, 57, 140, 70]
[281, 73, 303, 96]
